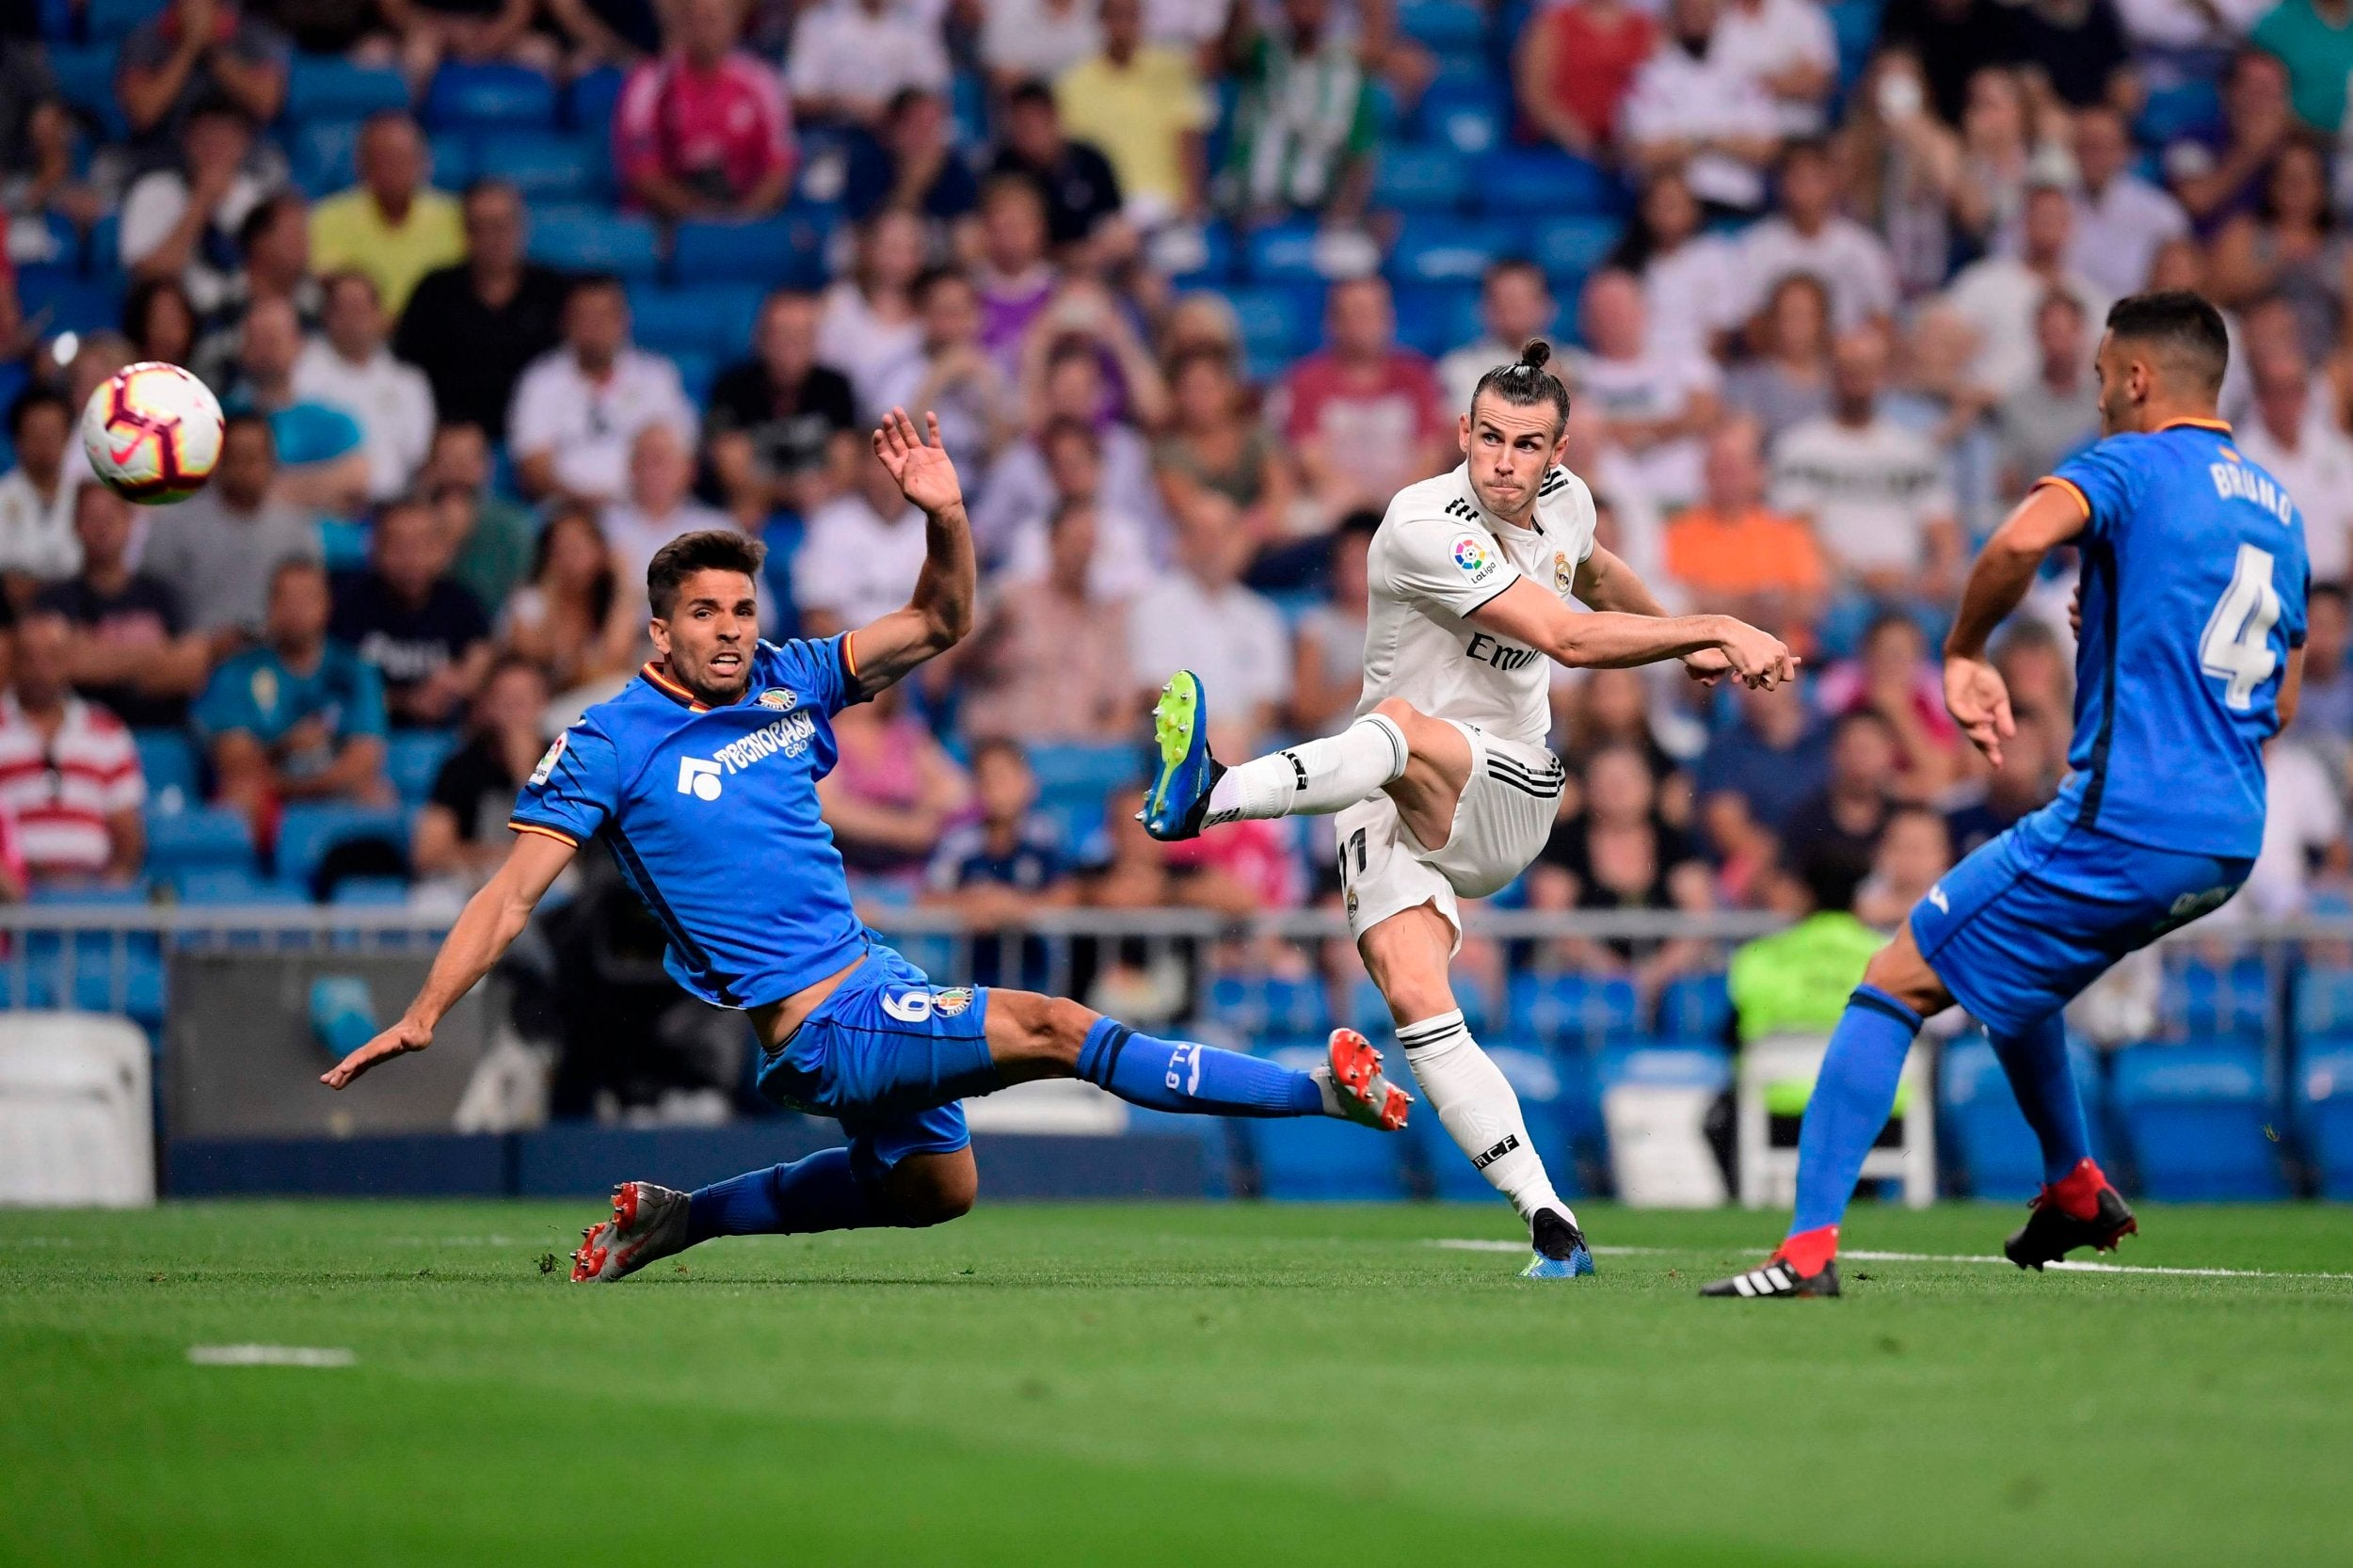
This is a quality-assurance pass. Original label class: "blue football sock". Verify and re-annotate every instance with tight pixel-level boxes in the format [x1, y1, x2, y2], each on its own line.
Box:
[1075, 1017, 1325, 1117]
[685, 1148, 887, 1243]
[1989, 1011, 2094, 1186]
[1790, 985, 1924, 1237]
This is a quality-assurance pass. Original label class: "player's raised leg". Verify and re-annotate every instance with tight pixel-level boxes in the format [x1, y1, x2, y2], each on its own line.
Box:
[1142, 669, 1414, 840]
[1362, 901, 1593, 1278]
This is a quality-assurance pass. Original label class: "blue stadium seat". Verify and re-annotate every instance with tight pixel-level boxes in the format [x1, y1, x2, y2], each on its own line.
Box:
[134, 728, 200, 810]
[175, 867, 309, 906]
[2297, 1045, 2353, 1199]
[472, 132, 609, 201]
[1937, 1033, 2109, 1201]
[1594, 1041, 1734, 1096]
[1153, 221, 1236, 285]
[427, 131, 477, 190]
[1529, 215, 1625, 288]
[286, 58, 411, 123]
[1397, 0, 1487, 50]
[1507, 971, 1641, 1045]
[83, 0, 166, 42]
[1240, 1047, 1411, 1197]
[1244, 221, 1328, 283]
[144, 805, 256, 876]
[1389, 220, 1518, 285]
[1419, 1041, 1592, 1200]
[527, 206, 661, 278]
[318, 520, 371, 572]
[1225, 284, 1317, 370]
[16, 267, 120, 335]
[331, 876, 413, 906]
[1477, 151, 1625, 217]
[2163, 955, 2269, 1040]
[294, 120, 364, 198]
[1415, 80, 1504, 157]
[672, 350, 718, 403]
[1390, 281, 1481, 355]
[1656, 971, 1732, 1041]
[566, 66, 629, 133]
[1373, 146, 1468, 213]
[2294, 965, 2353, 1036]
[628, 283, 763, 358]
[1825, 0, 1881, 90]
[425, 63, 559, 131]
[275, 804, 409, 892]
[1205, 974, 1335, 1039]
[387, 730, 459, 803]
[2112, 1041, 2287, 1199]
[670, 216, 829, 287]
[46, 45, 127, 139]
[2137, 80, 2224, 148]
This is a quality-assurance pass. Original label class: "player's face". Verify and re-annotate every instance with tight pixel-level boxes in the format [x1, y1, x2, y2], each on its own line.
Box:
[2091, 331, 2145, 436]
[651, 569, 760, 704]
[1459, 396, 1565, 521]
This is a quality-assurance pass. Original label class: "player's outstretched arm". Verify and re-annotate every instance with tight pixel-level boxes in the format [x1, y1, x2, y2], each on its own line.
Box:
[846, 408, 977, 699]
[1572, 543, 1732, 682]
[320, 830, 577, 1089]
[1470, 579, 1799, 687]
[1942, 483, 2087, 768]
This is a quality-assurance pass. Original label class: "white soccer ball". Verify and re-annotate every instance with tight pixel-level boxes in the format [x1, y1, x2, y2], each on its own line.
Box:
[80, 360, 225, 505]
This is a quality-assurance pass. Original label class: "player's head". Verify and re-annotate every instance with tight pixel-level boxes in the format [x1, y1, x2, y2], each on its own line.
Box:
[2092, 290, 2229, 434]
[1461, 339, 1571, 521]
[647, 530, 769, 704]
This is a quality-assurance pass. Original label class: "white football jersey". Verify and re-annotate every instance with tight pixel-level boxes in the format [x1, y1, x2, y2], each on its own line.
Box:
[1358, 462, 1599, 748]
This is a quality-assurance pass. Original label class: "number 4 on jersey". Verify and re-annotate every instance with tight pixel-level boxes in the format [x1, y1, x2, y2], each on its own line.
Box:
[2199, 542, 2282, 711]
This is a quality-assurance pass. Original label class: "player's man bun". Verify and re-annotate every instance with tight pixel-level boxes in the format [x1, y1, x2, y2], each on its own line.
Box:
[1471, 334, 1571, 427]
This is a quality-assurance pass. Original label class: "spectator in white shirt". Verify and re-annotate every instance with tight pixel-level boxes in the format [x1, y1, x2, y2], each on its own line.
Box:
[0, 612, 144, 888]
[1941, 182, 2112, 400]
[982, 0, 1101, 94]
[600, 424, 740, 608]
[1771, 325, 1961, 600]
[507, 274, 697, 505]
[1565, 268, 1722, 509]
[795, 440, 935, 635]
[2235, 342, 2353, 586]
[2045, 104, 2189, 300]
[2233, 738, 2346, 918]
[118, 102, 269, 315]
[293, 271, 437, 504]
[1712, 0, 1836, 135]
[788, 0, 952, 129]
[1439, 258, 1560, 413]
[819, 209, 930, 423]
[1128, 496, 1292, 744]
[1737, 137, 1899, 331]
[1615, 168, 1744, 364]
[1621, 0, 1783, 213]
[0, 388, 81, 592]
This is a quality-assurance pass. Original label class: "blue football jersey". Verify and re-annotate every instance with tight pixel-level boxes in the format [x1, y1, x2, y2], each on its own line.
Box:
[508, 638, 871, 1008]
[2041, 419, 2309, 859]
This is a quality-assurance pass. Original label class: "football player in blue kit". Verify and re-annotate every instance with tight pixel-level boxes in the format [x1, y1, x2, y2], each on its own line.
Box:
[1705, 291, 2310, 1299]
[323, 410, 1414, 1282]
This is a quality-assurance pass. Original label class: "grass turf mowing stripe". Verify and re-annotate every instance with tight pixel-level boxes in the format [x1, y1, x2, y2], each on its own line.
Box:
[1433, 1238, 2353, 1280]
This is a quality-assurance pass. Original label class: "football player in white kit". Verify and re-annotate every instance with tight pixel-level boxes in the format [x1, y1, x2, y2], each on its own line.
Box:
[1141, 343, 1798, 1276]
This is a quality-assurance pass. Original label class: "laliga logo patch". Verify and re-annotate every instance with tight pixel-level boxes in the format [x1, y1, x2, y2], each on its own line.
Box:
[758, 686, 799, 712]
[1451, 536, 1493, 578]
[529, 731, 568, 787]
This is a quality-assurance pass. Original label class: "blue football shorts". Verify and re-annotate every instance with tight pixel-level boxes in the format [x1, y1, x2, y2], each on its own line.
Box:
[753, 948, 1000, 1183]
[1909, 801, 2250, 1039]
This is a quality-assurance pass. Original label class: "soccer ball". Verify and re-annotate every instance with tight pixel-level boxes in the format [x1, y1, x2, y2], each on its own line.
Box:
[81, 361, 225, 505]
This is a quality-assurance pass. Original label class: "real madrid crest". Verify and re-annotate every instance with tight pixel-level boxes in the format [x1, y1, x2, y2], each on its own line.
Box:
[1553, 551, 1574, 596]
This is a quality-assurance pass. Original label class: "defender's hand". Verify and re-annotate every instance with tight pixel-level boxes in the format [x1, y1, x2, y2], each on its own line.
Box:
[321, 1017, 433, 1090]
[1944, 655, 2016, 769]
[873, 408, 963, 517]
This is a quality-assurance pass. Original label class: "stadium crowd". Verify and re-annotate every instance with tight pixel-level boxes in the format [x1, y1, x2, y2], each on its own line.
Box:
[0, 0, 2349, 997]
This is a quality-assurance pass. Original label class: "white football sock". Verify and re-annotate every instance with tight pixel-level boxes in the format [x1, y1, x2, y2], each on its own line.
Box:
[1205, 713, 1408, 824]
[1397, 1010, 1573, 1226]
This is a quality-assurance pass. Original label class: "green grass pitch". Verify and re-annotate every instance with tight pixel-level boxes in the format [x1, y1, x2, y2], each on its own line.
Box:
[6, 1200, 2351, 1567]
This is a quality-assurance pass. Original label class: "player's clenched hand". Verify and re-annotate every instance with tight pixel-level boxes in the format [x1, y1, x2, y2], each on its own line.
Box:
[1944, 655, 2016, 769]
[1681, 647, 1733, 685]
[1718, 620, 1800, 689]
[872, 408, 963, 516]
[320, 1017, 433, 1090]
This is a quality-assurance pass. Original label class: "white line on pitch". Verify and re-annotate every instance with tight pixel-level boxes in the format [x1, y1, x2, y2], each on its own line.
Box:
[1430, 1239, 2353, 1280]
[187, 1345, 356, 1368]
